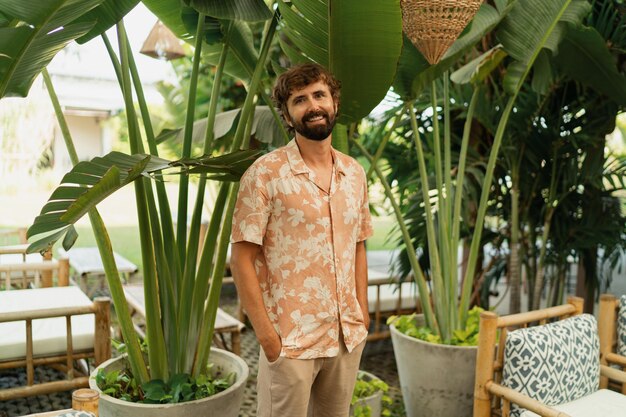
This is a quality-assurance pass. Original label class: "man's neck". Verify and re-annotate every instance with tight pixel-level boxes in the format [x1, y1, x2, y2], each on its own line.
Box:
[295, 135, 333, 170]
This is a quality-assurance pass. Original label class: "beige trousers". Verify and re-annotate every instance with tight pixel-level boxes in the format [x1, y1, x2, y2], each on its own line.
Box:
[256, 339, 366, 417]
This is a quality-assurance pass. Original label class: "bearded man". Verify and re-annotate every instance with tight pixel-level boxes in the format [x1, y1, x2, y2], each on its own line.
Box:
[230, 63, 372, 417]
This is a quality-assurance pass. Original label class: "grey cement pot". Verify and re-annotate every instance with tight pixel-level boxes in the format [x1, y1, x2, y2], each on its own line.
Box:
[89, 348, 249, 417]
[350, 370, 383, 417]
[390, 317, 477, 417]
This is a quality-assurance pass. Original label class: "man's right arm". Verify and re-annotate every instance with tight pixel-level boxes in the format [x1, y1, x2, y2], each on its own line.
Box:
[231, 241, 282, 362]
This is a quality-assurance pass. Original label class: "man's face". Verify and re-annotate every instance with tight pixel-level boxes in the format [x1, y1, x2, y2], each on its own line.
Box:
[285, 81, 338, 141]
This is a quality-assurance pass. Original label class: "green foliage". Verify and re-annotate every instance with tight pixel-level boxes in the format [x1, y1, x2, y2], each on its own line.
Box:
[95, 365, 235, 404]
[389, 307, 484, 346]
[351, 372, 392, 417]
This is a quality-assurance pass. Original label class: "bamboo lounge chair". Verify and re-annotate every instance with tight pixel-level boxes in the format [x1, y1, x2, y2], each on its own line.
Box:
[474, 296, 626, 417]
[599, 293, 626, 394]
[0, 285, 111, 400]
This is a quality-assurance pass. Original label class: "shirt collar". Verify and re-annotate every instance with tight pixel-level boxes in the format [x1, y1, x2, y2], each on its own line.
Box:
[285, 139, 347, 177]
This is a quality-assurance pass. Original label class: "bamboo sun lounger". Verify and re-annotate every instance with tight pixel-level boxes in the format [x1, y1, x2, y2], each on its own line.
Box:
[0, 286, 111, 400]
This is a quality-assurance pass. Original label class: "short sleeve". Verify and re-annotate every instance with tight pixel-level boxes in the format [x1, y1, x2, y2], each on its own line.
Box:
[230, 161, 271, 245]
[357, 167, 373, 242]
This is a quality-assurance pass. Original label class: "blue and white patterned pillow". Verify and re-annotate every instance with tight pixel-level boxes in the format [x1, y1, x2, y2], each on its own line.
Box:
[502, 314, 600, 417]
[618, 295, 626, 357]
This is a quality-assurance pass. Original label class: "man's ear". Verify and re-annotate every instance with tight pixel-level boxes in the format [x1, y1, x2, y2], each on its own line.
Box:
[284, 111, 294, 127]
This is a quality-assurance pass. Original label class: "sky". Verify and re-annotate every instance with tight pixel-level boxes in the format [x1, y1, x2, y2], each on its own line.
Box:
[48, 3, 173, 84]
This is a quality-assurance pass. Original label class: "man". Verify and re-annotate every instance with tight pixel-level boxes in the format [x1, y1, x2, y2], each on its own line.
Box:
[230, 63, 372, 417]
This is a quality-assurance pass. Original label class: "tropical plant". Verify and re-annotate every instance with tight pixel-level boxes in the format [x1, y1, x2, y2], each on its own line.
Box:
[351, 371, 392, 417]
[353, 0, 599, 344]
[0, 0, 405, 403]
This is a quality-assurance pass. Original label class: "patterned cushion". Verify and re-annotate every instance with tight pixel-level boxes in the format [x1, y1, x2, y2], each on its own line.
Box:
[502, 314, 600, 417]
[618, 295, 626, 357]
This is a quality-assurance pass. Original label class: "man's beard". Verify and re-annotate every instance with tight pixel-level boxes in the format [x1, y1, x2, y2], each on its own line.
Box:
[292, 109, 336, 141]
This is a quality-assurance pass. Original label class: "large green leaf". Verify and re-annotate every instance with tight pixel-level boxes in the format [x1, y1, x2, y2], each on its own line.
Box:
[0, 0, 103, 97]
[142, 0, 194, 40]
[498, 0, 591, 93]
[185, 0, 271, 22]
[393, 3, 504, 100]
[497, 0, 590, 63]
[277, 0, 402, 123]
[201, 20, 258, 81]
[27, 150, 259, 252]
[74, 0, 140, 44]
[165, 105, 286, 147]
[450, 45, 507, 85]
[555, 25, 626, 105]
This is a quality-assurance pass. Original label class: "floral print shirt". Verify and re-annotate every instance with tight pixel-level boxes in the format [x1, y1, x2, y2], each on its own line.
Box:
[231, 139, 373, 359]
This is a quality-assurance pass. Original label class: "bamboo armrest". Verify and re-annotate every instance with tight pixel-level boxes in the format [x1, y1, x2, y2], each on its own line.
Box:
[496, 303, 578, 328]
[0, 260, 60, 272]
[0, 305, 96, 323]
[605, 352, 626, 367]
[486, 382, 572, 417]
[0, 244, 29, 255]
[601, 364, 626, 384]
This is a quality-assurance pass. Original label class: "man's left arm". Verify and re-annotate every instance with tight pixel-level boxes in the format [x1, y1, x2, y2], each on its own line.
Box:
[355, 240, 370, 330]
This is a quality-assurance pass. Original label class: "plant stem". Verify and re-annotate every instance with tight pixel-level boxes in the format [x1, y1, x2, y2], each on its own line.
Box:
[350, 139, 437, 332]
[407, 102, 448, 341]
[177, 13, 206, 267]
[41, 68, 149, 383]
[366, 113, 402, 180]
[117, 22, 168, 380]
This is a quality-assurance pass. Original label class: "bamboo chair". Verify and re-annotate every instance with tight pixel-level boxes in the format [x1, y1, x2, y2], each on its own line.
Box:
[599, 294, 626, 394]
[474, 296, 626, 417]
[0, 257, 69, 289]
[0, 227, 27, 245]
[366, 270, 419, 341]
[0, 287, 111, 400]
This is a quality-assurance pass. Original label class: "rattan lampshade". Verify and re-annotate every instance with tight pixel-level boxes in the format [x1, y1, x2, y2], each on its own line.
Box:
[140, 21, 186, 61]
[401, 0, 483, 65]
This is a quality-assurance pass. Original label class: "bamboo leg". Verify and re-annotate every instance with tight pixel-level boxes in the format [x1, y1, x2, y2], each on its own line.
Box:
[26, 319, 34, 386]
[66, 316, 74, 379]
[41, 249, 53, 287]
[474, 311, 498, 417]
[94, 297, 112, 364]
[59, 258, 70, 287]
[599, 294, 616, 389]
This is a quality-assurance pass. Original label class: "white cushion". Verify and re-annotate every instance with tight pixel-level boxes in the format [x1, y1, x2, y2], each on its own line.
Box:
[0, 286, 95, 361]
[519, 389, 626, 417]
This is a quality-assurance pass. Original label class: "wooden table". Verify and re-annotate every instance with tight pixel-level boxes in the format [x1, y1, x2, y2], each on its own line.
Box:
[123, 284, 245, 355]
[58, 247, 138, 297]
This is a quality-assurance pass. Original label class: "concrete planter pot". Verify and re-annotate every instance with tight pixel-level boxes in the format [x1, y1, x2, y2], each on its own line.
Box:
[89, 348, 249, 417]
[350, 370, 384, 417]
[390, 317, 477, 417]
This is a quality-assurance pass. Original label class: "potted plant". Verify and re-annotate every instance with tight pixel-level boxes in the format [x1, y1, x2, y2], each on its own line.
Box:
[351, 1, 598, 416]
[0, 0, 277, 414]
[350, 371, 392, 417]
[0, 0, 404, 414]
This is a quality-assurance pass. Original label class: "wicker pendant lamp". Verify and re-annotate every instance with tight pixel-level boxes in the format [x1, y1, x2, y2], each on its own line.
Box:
[140, 21, 186, 61]
[401, 0, 483, 65]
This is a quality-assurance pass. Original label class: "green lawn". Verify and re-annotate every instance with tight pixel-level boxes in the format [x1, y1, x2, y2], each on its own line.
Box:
[2, 216, 397, 276]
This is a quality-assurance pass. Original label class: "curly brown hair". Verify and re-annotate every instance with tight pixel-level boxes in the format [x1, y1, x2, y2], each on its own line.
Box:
[272, 63, 341, 131]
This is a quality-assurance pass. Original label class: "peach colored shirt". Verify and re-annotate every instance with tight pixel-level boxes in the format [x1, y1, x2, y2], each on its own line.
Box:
[231, 140, 373, 359]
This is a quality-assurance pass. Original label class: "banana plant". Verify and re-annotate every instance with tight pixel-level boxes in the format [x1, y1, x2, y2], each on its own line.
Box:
[276, 0, 403, 152]
[2, 0, 277, 396]
[363, 0, 593, 343]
